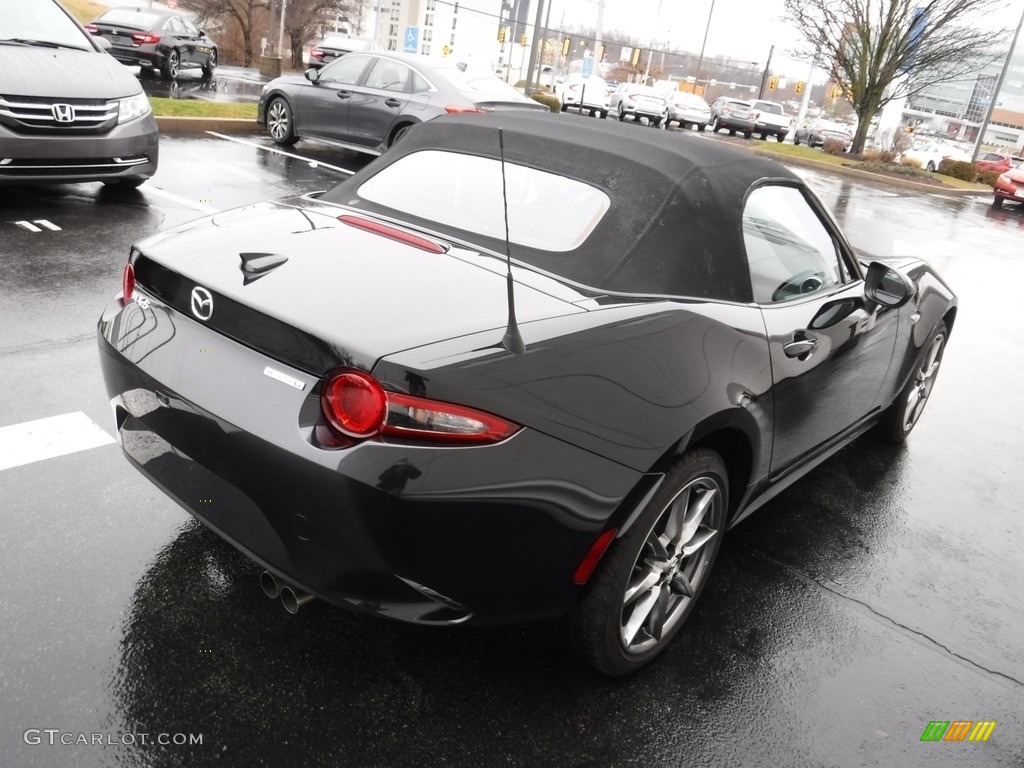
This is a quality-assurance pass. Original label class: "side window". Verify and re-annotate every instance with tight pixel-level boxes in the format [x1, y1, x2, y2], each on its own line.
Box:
[166, 17, 186, 35]
[320, 54, 371, 86]
[412, 70, 432, 93]
[181, 18, 200, 37]
[363, 59, 411, 92]
[742, 185, 846, 304]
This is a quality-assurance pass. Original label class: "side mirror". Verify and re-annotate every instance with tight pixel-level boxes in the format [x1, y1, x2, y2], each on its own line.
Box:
[304, 68, 320, 83]
[864, 261, 915, 308]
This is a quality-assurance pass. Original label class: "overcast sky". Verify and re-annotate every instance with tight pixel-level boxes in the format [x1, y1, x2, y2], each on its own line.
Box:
[554, 0, 1023, 79]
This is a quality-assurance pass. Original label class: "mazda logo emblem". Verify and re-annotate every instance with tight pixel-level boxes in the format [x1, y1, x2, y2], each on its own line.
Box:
[190, 286, 214, 321]
[51, 104, 75, 123]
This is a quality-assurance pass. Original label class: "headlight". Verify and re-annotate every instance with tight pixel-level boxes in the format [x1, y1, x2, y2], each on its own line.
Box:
[117, 92, 152, 124]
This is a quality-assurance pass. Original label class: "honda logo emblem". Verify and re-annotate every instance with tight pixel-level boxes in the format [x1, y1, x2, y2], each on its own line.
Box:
[190, 286, 214, 321]
[51, 104, 76, 123]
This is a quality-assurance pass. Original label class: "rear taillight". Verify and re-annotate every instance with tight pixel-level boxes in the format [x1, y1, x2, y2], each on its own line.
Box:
[322, 371, 388, 438]
[320, 369, 520, 446]
[122, 262, 135, 304]
[85, 24, 99, 34]
[131, 33, 161, 45]
[311, 47, 324, 60]
[445, 105, 486, 114]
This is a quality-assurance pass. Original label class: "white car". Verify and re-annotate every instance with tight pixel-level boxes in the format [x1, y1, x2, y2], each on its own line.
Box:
[557, 75, 611, 118]
[609, 84, 668, 126]
[662, 91, 712, 131]
[900, 142, 971, 172]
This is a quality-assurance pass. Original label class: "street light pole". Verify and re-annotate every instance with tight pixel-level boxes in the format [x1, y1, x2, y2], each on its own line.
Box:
[971, 3, 1024, 162]
[693, 0, 716, 98]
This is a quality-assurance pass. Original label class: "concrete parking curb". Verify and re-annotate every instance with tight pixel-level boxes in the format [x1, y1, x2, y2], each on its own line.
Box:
[156, 116, 262, 135]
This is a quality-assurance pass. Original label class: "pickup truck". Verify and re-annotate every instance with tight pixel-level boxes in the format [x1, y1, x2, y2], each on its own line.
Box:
[747, 99, 791, 142]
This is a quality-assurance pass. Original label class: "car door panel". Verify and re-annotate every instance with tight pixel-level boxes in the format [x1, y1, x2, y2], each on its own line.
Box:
[346, 59, 412, 147]
[298, 54, 372, 139]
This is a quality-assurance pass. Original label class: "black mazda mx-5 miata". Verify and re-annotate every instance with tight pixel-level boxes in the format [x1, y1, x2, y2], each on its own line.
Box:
[98, 112, 956, 675]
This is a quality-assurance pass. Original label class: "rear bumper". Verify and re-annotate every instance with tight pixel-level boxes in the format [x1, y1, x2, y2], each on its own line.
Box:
[0, 115, 158, 185]
[754, 121, 788, 136]
[97, 293, 641, 625]
[716, 116, 756, 131]
[994, 180, 1024, 202]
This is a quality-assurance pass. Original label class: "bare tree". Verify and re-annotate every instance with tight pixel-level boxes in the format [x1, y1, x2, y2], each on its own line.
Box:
[181, 0, 268, 67]
[284, 0, 360, 69]
[784, 0, 1007, 153]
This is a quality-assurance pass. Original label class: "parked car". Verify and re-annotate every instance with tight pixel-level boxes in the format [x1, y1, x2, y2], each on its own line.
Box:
[99, 111, 956, 676]
[793, 120, 853, 151]
[747, 99, 791, 142]
[899, 142, 971, 172]
[257, 51, 546, 155]
[308, 35, 372, 69]
[708, 97, 756, 137]
[86, 6, 217, 80]
[0, 0, 159, 187]
[556, 75, 611, 117]
[992, 162, 1024, 207]
[662, 91, 711, 131]
[975, 151, 1015, 174]
[609, 84, 668, 126]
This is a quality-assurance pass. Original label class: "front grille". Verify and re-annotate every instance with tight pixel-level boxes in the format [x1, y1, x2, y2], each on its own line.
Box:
[0, 156, 149, 177]
[0, 94, 118, 136]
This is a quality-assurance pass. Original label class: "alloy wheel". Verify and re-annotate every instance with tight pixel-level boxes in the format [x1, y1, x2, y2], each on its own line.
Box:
[268, 101, 289, 141]
[902, 330, 945, 432]
[619, 475, 722, 655]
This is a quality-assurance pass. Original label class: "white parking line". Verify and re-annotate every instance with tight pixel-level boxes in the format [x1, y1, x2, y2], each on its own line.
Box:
[206, 131, 355, 175]
[34, 219, 61, 231]
[14, 221, 43, 233]
[141, 184, 220, 214]
[0, 412, 115, 472]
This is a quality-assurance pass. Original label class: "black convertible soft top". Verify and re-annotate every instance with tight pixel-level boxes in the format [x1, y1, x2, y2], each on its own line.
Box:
[322, 111, 801, 303]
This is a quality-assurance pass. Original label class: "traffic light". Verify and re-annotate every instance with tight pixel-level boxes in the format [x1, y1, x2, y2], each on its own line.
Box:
[596, 44, 605, 62]
[498, 27, 506, 43]
[561, 37, 571, 57]
[519, 33, 528, 47]
[441, 44, 452, 57]
[768, 75, 779, 90]
[630, 47, 641, 67]
[795, 80, 804, 95]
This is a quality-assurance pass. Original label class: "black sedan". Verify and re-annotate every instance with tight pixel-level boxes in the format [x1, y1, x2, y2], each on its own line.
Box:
[86, 6, 217, 80]
[98, 112, 956, 675]
[257, 51, 546, 154]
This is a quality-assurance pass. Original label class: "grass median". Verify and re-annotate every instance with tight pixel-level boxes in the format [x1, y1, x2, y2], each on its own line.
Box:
[150, 98, 259, 121]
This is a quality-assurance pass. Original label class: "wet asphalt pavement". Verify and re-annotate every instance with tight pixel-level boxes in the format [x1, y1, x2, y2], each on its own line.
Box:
[1, 129, 1022, 767]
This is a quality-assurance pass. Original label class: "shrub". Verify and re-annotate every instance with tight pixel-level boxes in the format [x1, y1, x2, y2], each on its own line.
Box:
[872, 129, 913, 164]
[938, 158, 976, 181]
[900, 155, 924, 169]
[530, 91, 560, 113]
[823, 138, 848, 155]
[976, 168, 1001, 188]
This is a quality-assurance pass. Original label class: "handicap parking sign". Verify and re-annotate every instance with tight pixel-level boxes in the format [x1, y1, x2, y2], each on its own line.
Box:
[404, 26, 420, 53]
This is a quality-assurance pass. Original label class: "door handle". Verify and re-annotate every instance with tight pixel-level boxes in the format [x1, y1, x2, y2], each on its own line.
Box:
[783, 336, 818, 358]
[384, 98, 402, 108]
[336, 90, 351, 100]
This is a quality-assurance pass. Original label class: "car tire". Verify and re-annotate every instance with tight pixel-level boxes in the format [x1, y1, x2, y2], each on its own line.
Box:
[744, 131, 752, 139]
[389, 123, 413, 147]
[926, 161, 936, 172]
[651, 117, 662, 128]
[617, 106, 626, 122]
[568, 448, 728, 676]
[266, 97, 299, 146]
[711, 117, 720, 133]
[202, 49, 217, 79]
[793, 135, 801, 146]
[728, 128, 736, 136]
[560, 104, 568, 112]
[776, 133, 785, 143]
[697, 123, 706, 132]
[992, 197, 1003, 207]
[163, 49, 180, 80]
[600, 110, 608, 119]
[879, 321, 947, 444]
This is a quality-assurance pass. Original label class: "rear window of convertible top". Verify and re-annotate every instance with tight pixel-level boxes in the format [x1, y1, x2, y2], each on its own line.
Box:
[355, 149, 611, 253]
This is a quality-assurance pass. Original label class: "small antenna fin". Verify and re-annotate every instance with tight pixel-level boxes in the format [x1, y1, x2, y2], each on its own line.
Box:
[498, 127, 525, 355]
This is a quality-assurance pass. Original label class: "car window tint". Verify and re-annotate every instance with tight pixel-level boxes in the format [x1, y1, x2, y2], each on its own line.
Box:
[166, 17, 186, 34]
[412, 70, 431, 92]
[181, 17, 199, 36]
[357, 150, 610, 252]
[742, 185, 844, 304]
[97, 9, 163, 28]
[364, 59, 411, 92]
[320, 54, 371, 85]
[3, 0, 95, 49]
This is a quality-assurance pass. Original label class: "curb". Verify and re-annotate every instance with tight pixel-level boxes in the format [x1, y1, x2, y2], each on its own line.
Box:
[155, 116, 262, 135]
[752, 147, 993, 197]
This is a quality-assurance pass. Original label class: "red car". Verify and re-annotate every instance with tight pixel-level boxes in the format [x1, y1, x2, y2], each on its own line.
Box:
[976, 152, 1015, 174]
[993, 162, 1024, 207]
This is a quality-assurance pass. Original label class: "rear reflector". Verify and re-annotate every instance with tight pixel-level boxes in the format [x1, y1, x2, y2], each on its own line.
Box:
[338, 215, 446, 254]
[444, 105, 487, 114]
[573, 529, 618, 585]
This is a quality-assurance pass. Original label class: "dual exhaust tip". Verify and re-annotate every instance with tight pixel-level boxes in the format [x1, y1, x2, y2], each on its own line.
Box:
[260, 570, 315, 614]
